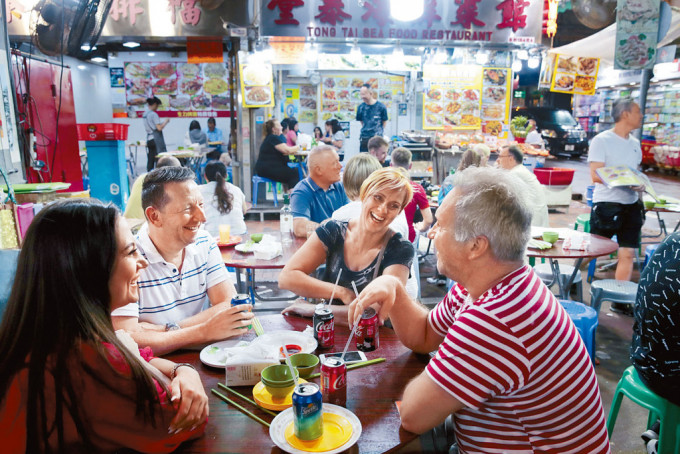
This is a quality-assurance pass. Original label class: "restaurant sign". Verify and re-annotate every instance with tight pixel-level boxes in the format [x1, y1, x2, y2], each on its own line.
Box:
[261, 0, 543, 44]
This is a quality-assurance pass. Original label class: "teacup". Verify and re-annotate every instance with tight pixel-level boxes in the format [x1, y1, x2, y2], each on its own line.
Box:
[261, 364, 299, 398]
[542, 231, 559, 244]
[289, 353, 319, 379]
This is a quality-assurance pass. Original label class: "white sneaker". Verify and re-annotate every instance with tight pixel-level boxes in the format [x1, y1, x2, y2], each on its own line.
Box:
[647, 439, 657, 454]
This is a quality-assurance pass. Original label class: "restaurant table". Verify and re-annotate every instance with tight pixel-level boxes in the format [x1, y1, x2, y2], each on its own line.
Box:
[644, 205, 680, 238]
[526, 233, 618, 299]
[167, 313, 426, 453]
[222, 220, 305, 302]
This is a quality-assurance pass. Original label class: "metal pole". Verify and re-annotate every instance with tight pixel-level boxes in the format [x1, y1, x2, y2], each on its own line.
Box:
[635, 69, 652, 140]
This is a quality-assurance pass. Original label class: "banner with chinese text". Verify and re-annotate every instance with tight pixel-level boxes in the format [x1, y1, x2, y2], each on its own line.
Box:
[422, 64, 511, 136]
[260, 0, 543, 45]
[123, 62, 232, 118]
[614, 0, 660, 70]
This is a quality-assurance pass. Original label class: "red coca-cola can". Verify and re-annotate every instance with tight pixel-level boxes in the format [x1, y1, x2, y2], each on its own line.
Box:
[313, 306, 335, 349]
[320, 357, 346, 405]
[356, 307, 379, 352]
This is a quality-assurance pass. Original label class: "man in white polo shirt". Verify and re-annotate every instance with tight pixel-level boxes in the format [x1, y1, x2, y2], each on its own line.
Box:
[112, 166, 252, 355]
[349, 167, 610, 453]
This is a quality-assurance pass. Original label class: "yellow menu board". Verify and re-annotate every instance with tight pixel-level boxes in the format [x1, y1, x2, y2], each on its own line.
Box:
[550, 55, 600, 95]
[239, 62, 274, 108]
[423, 64, 511, 136]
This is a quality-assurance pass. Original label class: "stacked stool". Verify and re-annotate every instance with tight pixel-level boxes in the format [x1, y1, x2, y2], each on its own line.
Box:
[590, 279, 638, 314]
[559, 300, 598, 360]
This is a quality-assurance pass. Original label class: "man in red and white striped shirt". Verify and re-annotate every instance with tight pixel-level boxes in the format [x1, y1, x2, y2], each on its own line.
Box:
[349, 167, 610, 453]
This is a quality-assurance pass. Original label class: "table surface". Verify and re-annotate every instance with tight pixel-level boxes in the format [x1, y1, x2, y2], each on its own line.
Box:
[168, 313, 425, 453]
[525, 233, 618, 259]
[221, 220, 306, 270]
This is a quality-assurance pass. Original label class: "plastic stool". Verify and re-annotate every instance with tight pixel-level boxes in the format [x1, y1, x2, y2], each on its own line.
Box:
[607, 366, 680, 453]
[590, 279, 638, 314]
[644, 244, 660, 270]
[574, 213, 591, 232]
[534, 263, 583, 302]
[252, 175, 279, 207]
[559, 300, 598, 359]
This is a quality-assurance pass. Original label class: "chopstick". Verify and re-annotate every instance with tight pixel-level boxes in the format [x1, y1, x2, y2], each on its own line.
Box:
[251, 315, 265, 336]
[211, 389, 271, 428]
[217, 383, 278, 417]
[306, 357, 386, 379]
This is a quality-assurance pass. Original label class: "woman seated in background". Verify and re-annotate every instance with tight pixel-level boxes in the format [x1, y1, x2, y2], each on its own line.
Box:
[200, 160, 247, 237]
[286, 117, 299, 147]
[313, 126, 324, 142]
[323, 118, 345, 161]
[279, 168, 414, 324]
[255, 119, 301, 191]
[188, 120, 207, 145]
[0, 199, 207, 452]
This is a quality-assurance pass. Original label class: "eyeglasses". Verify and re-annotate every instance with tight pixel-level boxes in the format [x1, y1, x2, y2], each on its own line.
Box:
[497, 154, 511, 158]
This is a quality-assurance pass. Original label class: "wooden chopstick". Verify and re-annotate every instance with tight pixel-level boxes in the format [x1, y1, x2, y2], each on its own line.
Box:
[211, 389, 271, 428]
[306, 357, 386, 379]
[217, 383, 277, 417]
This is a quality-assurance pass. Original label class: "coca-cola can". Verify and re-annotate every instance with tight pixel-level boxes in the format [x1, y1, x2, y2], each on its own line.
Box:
[313, 306, 335, 349]
[356, 307, 379, 352]
[320, 357, 346, 406]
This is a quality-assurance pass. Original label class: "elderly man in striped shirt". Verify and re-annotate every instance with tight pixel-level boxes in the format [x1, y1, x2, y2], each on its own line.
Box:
[113, 166, 252, 355]
[350, 167, 610, 453]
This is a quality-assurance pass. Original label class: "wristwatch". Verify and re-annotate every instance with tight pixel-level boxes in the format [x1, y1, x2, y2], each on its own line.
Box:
[165, 322, 180, 331]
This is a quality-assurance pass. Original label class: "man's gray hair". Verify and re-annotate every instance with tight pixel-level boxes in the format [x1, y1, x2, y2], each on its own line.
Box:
[450, 167, 532, 262]
[612, 98, 637, 123]
[308, 144, 335, 168]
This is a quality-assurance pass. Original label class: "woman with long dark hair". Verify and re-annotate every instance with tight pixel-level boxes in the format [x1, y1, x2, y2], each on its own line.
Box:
[0, 199, 207, 452]
[144, 97, 169, 171]
[285, 117, 299, 147]
[199, 161, 247, 237]
[254, 119, 301, 191]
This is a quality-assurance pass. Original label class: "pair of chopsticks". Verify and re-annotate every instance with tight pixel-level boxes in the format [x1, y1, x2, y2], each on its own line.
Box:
[211, 383, 275, 428]
[251, 315, 264, 336]
[306, 357, 386, 379]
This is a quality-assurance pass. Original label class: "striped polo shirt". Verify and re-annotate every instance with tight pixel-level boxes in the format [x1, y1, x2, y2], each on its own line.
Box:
[427, 265, 610, 453]
[111, 224, 228, 325]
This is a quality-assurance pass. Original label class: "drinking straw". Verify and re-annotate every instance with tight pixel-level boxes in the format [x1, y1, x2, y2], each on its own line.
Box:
[281, 344, 299, 387]
[307, 357, 386, 379]
[217, 383, 277, 417]
[251, 316, 265, 336]
[211, 389, 271, 428]
[340, 281, 361, 362]
[325, 268, 343, 310]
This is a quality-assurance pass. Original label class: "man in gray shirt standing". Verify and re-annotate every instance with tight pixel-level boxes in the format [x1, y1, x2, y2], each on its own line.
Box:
[356, 84, 388, 152]
[588, 98, 645, 282]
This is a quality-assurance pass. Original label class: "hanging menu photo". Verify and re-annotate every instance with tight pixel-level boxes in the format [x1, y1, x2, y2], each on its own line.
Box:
[239, 62, 274, 108]
[124, 62, 232, 117]
[549, 55, 600, 95]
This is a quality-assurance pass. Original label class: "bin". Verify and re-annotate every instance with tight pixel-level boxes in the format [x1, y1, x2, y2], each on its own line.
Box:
[85, 140, 129, 210]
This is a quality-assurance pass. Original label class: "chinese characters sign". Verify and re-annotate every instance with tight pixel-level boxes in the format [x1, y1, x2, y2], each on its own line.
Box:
[261, 0, 542, 44]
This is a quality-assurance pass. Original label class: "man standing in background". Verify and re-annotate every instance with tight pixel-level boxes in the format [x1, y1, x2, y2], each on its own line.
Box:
[356, 83, 388, 152]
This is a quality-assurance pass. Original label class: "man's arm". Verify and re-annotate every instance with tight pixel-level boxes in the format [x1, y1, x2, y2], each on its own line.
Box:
[417, 207, 433, 232]
[400, 372, 465, 434]
[589, 161, 605, 185]
[177, 279, 237, 328]
[349, 275, 443, 353]
[293, 217, 318, 238]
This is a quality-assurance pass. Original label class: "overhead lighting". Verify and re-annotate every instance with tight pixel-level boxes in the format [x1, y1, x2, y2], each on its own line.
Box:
[433, 47, 447, 64]
[80, 45, 97, 51]
[77, 64, 86, 70]
[475, 51, 489, 65]
[305, 43, 318, 63]
[512, 59, 522, 72]
[147, 52, 155, 57]
[517, 49, 529, 60]
[392, 41, 404, 59]
[528, 56, 540, 69]
[123, 41, 140, 48]
[91, 57, 107, 63]
[390, 0, 424, 21]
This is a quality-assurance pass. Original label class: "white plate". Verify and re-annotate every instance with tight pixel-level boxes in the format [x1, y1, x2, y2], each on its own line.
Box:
[199, 339, 251, 368]
[235, 243, 254, 253]
[269, 404, 362, 454]
[250, 330, 318, 361]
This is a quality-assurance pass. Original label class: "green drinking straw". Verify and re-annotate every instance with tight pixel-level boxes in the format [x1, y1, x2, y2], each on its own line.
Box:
[211, 389, 271, 428]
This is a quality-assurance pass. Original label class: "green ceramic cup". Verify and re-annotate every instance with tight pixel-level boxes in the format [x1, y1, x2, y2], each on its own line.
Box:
[289, 353, 320, 379]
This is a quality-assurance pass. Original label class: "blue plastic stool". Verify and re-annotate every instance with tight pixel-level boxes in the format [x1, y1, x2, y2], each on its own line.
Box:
[644, 244, 660, 270]
[252, 175, 279, 207]
[559, 299, 598, 360]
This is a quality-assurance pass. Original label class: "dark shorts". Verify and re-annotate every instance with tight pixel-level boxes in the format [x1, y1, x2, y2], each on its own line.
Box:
[590, 201, 645, 248]
[359, 137, 370, 152]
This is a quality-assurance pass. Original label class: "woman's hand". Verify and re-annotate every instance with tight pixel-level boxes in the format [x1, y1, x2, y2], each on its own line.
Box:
[168, 366, 209, 433]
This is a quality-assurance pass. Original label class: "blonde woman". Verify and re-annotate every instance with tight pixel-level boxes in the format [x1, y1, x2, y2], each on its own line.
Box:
[280, 168, 414, 324]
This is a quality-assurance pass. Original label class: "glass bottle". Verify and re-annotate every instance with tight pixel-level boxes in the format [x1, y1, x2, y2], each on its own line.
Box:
[280, 194, 293, 243]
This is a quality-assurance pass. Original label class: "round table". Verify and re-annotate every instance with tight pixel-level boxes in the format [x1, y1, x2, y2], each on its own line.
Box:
[526, 233, 618, 299]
